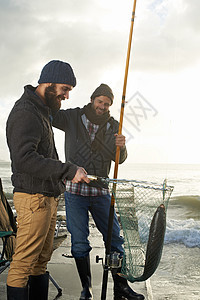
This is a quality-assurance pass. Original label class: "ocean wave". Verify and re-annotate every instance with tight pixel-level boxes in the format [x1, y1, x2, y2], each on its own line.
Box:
[165, 218, 200, 248]
[170, 195, 200, 209]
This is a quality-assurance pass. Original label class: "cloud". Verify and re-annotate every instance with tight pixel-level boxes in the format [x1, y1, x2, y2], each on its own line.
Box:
[0, 0, 128, 97]
[1, 0, 199, 97]
[129, 0, 200, 71]
[0, 0, 199, 163]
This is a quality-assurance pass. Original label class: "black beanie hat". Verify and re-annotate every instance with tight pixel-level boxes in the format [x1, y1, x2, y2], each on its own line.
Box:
[38, 60, 76, 87]
[90, 83, 114, 104]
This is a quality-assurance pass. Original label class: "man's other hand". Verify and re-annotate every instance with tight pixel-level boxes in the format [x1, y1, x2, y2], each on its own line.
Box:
[114, 133, 126, 148]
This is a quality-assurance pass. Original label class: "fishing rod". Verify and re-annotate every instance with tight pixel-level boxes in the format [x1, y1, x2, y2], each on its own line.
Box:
[100, 0, 138, 299]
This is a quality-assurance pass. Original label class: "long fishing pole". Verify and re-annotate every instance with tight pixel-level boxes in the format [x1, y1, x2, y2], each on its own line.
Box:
[101, 0, 138, 299]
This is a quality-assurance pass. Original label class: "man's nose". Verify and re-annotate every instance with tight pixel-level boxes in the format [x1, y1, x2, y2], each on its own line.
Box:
[99, 102, 105, 109]
[63, 90, 69, 99]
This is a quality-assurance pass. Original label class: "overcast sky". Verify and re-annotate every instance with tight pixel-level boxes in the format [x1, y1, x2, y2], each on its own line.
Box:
[0, 0, 200, 166]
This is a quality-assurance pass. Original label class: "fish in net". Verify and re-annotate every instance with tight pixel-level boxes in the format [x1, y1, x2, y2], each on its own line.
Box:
[108, 178, 173, 283]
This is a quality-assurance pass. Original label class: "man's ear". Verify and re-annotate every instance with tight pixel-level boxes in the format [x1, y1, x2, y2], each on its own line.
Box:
[40, 83, 52, 88]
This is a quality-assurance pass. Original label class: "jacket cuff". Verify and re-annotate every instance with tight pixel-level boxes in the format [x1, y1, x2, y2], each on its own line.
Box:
[63, 163, 78, 181]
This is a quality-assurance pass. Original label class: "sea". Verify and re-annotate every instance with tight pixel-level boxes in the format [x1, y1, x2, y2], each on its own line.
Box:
[0, 160, 200, 249]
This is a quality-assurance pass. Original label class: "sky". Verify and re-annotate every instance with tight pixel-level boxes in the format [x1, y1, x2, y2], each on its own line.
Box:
[0, 0, 200, 166]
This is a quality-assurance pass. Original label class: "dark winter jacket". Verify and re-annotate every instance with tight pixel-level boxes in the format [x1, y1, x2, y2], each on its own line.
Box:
[53, 107, 127, 179]
[6, 85, 78, 197]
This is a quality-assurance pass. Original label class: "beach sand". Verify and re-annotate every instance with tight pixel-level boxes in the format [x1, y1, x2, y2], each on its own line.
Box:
[0, 215, 200, 299]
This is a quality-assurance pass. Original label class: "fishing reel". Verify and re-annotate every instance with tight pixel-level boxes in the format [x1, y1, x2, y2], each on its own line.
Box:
[96, 252, 122, 270]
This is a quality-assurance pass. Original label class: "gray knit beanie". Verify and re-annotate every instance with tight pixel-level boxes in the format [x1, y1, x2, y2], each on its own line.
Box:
[38, 60, 76, 87]
[90, 83, 114, 104]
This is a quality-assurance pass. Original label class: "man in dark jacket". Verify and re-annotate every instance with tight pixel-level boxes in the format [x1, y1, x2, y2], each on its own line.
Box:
[6, 60, 89, 300]
[53, 84, 144, 300]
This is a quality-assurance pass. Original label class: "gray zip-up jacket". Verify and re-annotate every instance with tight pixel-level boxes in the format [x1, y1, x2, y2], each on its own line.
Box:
[6, 85, 78, 197]
[53, 107, 127, 179]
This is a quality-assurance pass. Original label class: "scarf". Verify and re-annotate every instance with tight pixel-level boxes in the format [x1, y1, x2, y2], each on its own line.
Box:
[81, 103, 112, 152]
[82, 103, 110, 125]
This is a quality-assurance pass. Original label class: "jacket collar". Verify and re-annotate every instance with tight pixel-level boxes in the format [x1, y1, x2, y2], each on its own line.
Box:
[23, 85, 51, 118]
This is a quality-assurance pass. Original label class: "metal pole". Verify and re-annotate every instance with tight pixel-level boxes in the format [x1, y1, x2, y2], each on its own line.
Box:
[101, 0, 138, 299]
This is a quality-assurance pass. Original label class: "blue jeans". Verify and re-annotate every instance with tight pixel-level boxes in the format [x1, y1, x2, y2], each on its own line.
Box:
[65, 192, 124, 258]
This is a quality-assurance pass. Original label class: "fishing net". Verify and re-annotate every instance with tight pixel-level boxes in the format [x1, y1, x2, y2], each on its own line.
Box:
[108, 178, 173, 283]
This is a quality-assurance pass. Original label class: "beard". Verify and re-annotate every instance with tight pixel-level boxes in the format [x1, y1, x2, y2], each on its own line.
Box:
[44, 84, 62, 112]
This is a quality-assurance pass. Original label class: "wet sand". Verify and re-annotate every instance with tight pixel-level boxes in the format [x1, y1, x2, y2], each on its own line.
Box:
[1, 213, 200, 299]
[49, 226, 200, 300]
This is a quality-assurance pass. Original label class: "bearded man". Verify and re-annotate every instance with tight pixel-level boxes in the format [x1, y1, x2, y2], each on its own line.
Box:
[6, 60, 89, 300]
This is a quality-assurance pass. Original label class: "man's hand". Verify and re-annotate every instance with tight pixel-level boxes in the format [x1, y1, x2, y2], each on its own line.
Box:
[114, 134, 126, 148]
[72, 167, 90, 183]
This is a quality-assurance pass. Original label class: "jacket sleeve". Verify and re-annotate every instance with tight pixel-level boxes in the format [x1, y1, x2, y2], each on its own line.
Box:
[6, 110, 77, 181]
[52, 109, 71, 131]
[118, 145, 128, 164]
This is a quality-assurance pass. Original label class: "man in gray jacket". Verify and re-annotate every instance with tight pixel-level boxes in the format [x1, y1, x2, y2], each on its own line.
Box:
[6, 60, 89, 300]
[53, 84, 144, 300]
